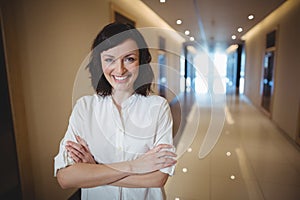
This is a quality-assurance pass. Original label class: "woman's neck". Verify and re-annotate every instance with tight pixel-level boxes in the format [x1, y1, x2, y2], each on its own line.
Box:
[111, 89, 134, 108]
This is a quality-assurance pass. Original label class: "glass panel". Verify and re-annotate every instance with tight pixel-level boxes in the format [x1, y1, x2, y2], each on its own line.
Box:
[158, 53, 167, 97]
[261, 51, 275, 112]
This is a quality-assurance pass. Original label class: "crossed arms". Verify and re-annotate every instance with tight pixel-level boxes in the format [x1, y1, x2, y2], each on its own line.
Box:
[56, 135, 177, 189]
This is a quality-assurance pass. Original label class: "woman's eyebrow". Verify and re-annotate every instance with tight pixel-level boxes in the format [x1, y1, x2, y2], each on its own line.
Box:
[124, 52, 138, 57]
[102, 51, 138, 58]
[101, 54, 114, 58]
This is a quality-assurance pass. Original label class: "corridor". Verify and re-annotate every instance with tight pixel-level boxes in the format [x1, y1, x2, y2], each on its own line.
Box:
[166, 93, 300, 200]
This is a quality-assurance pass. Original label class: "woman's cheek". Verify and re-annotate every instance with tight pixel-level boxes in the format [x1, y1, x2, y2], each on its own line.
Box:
[128, 64, 139, 73]
[102, 65, 112, 75]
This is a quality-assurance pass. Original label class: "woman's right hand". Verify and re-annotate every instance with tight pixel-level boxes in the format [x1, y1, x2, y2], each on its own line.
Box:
[129, 144, 177, 174]
[65, 135, 97, 164]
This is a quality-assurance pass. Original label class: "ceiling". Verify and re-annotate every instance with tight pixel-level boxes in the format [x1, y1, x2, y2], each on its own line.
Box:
[141, 0, 286, 52]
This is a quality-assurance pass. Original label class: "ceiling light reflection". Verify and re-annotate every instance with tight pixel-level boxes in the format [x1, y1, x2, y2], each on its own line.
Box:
[187, 147, 192, 152]
[225, 106, 235, 124]
[176, 19, 182, 25]
[248, 14, 254, 20]
[226, 151, 232, 156]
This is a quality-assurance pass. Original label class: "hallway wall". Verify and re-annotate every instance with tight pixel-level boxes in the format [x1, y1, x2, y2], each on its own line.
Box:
[0, 0, 183, 199]
[243, 0, 300, 141]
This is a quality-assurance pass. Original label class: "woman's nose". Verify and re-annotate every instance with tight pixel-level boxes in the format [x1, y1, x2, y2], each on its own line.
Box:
[115, 59, 127, 74]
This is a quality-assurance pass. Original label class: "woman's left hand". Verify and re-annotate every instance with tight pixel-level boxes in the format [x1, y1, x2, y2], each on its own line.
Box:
[65, 135, 96, 164]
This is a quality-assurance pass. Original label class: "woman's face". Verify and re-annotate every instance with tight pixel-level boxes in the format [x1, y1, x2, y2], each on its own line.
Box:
[101, 39, 139, 93]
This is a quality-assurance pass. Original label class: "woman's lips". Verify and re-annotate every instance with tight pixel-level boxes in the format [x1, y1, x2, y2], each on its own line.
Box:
[113, 75, 131, 82]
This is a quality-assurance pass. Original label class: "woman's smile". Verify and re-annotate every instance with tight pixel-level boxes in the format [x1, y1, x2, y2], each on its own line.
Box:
[113, 74, 131, 82]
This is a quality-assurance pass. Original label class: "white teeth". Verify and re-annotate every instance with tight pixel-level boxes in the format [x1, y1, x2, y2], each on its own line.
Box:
[114, 76, 127, 80]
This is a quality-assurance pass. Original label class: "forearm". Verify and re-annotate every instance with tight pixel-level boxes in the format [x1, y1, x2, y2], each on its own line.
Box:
[57, 162, 132, 189]
[110, 170, 169, 188]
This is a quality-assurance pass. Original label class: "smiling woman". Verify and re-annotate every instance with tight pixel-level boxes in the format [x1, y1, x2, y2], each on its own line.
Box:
[54, 22, 177, 200]
[89, 23, 154, 98]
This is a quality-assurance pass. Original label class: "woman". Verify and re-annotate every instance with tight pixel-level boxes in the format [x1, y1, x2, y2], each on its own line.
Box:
[54, 23, 177, 200]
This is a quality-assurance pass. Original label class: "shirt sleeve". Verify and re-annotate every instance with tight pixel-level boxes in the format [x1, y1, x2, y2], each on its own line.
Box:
[53, 98, 85, 176]
[154, 98, 176, 176]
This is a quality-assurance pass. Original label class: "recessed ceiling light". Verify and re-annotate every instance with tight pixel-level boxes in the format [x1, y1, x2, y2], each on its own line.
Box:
[176, 19, 182, 25]
[182, 168, 188, 173]
[237, 27, 243, 32]
[160, 0, 166, 3]
[190, 36, 195, 41]
[248, 14, 254, 20]
[184, 30, 190, 35]
[231, 35, 237, 40]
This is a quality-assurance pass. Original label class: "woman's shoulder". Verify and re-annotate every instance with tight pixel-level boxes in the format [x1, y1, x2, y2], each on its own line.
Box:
[76, 94, 96, 103]
[74, 94, 108, 108]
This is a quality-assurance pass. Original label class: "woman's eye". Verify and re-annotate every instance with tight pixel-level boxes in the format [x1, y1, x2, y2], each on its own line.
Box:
[104, 58, 114, 63]
[124, 57, 136, 63]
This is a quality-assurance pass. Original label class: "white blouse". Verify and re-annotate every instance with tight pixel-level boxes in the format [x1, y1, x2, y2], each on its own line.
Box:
[54, 94, 175, 200]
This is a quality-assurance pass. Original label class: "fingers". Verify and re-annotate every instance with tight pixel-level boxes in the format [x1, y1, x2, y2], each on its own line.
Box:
[66, 145, 83, 162]
[156, 150, 177, 158]
[155, 144, 174, 151]
[65, 138, 96, 164]
[150, 144, 175, 154]
[151, 144, 177, 170]
[75, 135, 89, 149]
[66, 140, 88, 154]
[155, 151, 177, 168]
[65, 140, 86, 163]
[157, 157, 177, 168]
[68, 151, 82, 163]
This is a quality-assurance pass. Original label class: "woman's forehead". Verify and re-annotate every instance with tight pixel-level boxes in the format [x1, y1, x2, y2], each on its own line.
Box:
[101, 39, 139, 57]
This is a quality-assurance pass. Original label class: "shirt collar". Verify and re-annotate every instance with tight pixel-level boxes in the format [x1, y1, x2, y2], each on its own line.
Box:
[107, 93, 138, 110]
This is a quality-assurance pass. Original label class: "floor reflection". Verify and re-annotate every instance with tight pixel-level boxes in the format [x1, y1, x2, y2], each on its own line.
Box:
[167, 93, 300, 200]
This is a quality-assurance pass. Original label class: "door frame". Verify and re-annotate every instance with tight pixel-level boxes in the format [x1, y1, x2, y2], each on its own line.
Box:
[260, 28, 278, 117]
[0, 10, 34, 199]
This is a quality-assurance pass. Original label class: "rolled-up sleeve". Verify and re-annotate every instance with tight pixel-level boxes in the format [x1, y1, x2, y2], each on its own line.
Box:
[155, 99, 176, 176]
[54, 99, 85, 176]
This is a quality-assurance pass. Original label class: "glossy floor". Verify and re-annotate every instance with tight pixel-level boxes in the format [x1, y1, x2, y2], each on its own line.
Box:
[165, 93, 300, 200]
